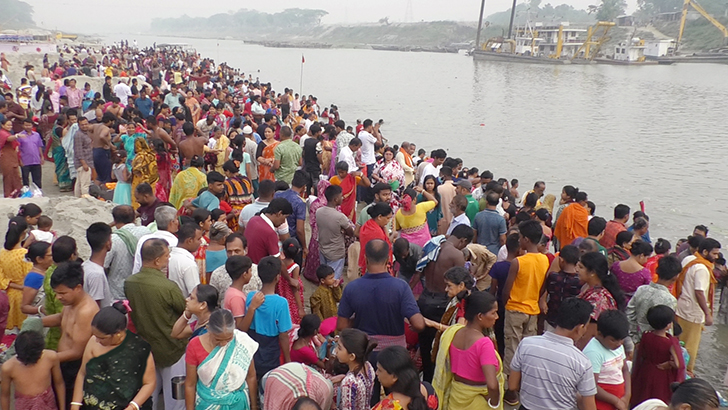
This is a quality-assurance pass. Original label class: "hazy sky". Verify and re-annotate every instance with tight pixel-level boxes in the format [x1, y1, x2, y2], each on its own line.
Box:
[25, 0, 634, 34]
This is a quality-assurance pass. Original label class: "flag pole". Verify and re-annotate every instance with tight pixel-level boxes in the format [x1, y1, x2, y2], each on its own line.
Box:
[300, 54, 304, 97]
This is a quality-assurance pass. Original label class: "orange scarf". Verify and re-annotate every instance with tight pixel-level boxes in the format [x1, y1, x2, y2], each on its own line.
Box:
[673, 252, 718, 311]
[399, 147, 413, 168]
[553, 202, 589, 247]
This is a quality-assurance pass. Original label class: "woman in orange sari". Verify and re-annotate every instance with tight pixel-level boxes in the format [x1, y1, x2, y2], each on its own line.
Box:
[553, 191, 589, 249]
[256, 125, 278, 182]
[358, 202, 394, 273]
[329, 161, 371, 222]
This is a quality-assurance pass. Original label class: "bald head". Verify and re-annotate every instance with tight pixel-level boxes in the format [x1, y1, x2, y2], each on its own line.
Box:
[141, 238, 169, 263]
[365, 239, 390, 266]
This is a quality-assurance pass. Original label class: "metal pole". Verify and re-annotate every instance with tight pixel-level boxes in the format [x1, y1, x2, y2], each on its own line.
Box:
[300, 58, 304, 97]
[507, 0, 518, 39]
[476, 0, 487, 49]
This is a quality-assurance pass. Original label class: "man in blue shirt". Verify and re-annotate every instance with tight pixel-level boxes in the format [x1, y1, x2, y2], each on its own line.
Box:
[274, 170, 308, 257]
[338, 239, 425, 406]
[134, 87, 154, 119]
[472, 191, 507, 254]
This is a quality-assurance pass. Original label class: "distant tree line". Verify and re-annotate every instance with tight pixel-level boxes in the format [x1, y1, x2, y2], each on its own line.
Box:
[151, 8, 328, 33]
[0, 0, 35, 29]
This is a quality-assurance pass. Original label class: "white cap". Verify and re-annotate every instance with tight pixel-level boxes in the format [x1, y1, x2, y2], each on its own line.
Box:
[242, 125, 253, 134]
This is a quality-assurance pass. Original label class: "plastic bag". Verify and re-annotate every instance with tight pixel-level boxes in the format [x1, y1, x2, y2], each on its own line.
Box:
[21, 183, 43, 198]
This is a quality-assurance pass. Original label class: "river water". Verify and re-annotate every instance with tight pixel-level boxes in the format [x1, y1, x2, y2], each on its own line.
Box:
[122, 34, 728, 389]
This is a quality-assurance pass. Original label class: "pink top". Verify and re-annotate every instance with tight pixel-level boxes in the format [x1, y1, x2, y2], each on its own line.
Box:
[224, 286, 247, 318]
[185, 337, 211, 367]
[610, 261, 651, 301]
[290, 344, 319, 366]
[449, 336, 499, 383]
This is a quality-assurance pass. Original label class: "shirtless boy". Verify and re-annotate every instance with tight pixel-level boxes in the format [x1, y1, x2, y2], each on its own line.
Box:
[1, 331, 66, 410]
[42, 260, 100, 410]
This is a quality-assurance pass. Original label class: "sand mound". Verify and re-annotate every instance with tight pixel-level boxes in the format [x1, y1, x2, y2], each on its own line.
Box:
[0, 197, 115, 260]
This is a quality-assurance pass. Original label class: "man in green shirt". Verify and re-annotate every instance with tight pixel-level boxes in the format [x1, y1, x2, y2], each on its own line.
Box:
[456, 180, 479, 224]
[356, 182, 393, 236]
[271, 125, 302, 184]
[125, 238, 186, 410]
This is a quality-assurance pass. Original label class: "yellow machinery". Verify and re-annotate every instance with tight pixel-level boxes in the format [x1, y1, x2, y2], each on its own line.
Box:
[571, 21, 615, 61]
[481, 37, 517, 53]
[677, 0, 728, 50]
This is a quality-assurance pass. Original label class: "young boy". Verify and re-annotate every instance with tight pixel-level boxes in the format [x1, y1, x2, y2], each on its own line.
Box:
[583, 310, 631, 410]
[224, 255, 253, 331]
[1, 331, 65, 410]
[26, 215, 55, 245]
[502, 220, 551, 405]
[244, 255, 293, 379]
[310, 265, 342, 321]
[191, 171, 226, 211]
[542, 245, 582, 332]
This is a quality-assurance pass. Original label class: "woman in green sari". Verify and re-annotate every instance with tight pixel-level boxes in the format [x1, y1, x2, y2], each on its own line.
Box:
[49, 114, 72, 192]
[71, 301, 156, 410]
[185, 309, 259, 410]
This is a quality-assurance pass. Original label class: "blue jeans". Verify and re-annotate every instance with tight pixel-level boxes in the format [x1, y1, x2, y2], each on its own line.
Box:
[319, 251, 345, 280]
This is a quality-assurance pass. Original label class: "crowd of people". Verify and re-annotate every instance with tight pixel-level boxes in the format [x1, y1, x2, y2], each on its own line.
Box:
[0, 40, 724, 410]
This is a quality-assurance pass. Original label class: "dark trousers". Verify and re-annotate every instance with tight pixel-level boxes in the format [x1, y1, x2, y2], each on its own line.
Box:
[93, 148, 112, 183]
[21, 164, 42, 188]
[305, 168, 320, 196]
[60, 359, 82, 410]
[417, 289, 450, 383]
[494, 302, 506, 358]
[358, 163, 375, 203]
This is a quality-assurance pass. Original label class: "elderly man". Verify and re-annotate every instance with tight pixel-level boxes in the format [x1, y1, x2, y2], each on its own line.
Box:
[395, 141, 416, 187]
[132, 205, 180, 274]
[105, 205, 151, 300]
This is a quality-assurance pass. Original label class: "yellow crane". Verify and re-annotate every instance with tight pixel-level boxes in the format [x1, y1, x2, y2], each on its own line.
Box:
[571, 21, 615, 61]
[677, 0, 728, 51]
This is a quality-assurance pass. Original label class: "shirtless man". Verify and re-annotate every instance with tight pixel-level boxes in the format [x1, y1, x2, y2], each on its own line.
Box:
[90, 112, 114, 183]
[417, 224, 474, 383]
[105, 97, 123, 118]
[42, 260, 100, 410]
[178, 122, 210, 167]
[146, 116, 177, 154]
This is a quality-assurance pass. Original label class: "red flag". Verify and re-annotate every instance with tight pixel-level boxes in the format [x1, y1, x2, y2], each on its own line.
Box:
[302, 54, 305, 64]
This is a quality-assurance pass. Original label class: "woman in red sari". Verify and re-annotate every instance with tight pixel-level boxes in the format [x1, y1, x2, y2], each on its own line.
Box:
[329, 161, 371, 223]
[358, 202, 393, 274]
[0, 119, 22, 198]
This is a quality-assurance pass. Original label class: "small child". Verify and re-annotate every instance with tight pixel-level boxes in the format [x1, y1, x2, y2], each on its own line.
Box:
[630, 305, 685, 407]
[583, 310, 631, 410]
[278, 238, 304, 324]
[211, 208, 227, 223]
[542, 245, 582, 332]
[26, 215, 55, 245]
[245, 256, 293, 379]
[334, 328, 376, 410]
[290, 314, 325, 368]
[112, 150, 132, 206]
[310, 265, 343, 321]
[672, 322, 690, 380]
[1, 331, 65, 410]
[223, 255, 253, 331]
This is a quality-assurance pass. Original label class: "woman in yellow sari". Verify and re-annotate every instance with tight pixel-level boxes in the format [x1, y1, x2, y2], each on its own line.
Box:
[169, 155, 208, 209]
[433, 291, 504, 410]
[131, 138, 158, 209]
[0, 217, 32, 330]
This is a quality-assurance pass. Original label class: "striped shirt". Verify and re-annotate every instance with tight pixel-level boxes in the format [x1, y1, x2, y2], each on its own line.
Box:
[511, 331, 597, 410]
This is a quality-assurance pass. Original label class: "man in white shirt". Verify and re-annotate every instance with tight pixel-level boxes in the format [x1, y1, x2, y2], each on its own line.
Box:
[167, 223, 202, 297]
[447, 195, 471, 236]
[419, 149, 447, 185]
[133, 206, 180, 274]
[357, 119, 382, 172]
[676, 238, 721, 373]
[83, 222, 114, 308]
[395, 141, 416, 187]
[113, 79, 132, 106]
[105, 205, 151, 300]
[238, 179, 289, 236]
[334, 121, 354, 160]
[338, 137, 362, 175]
[251, 95, 265, 115]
